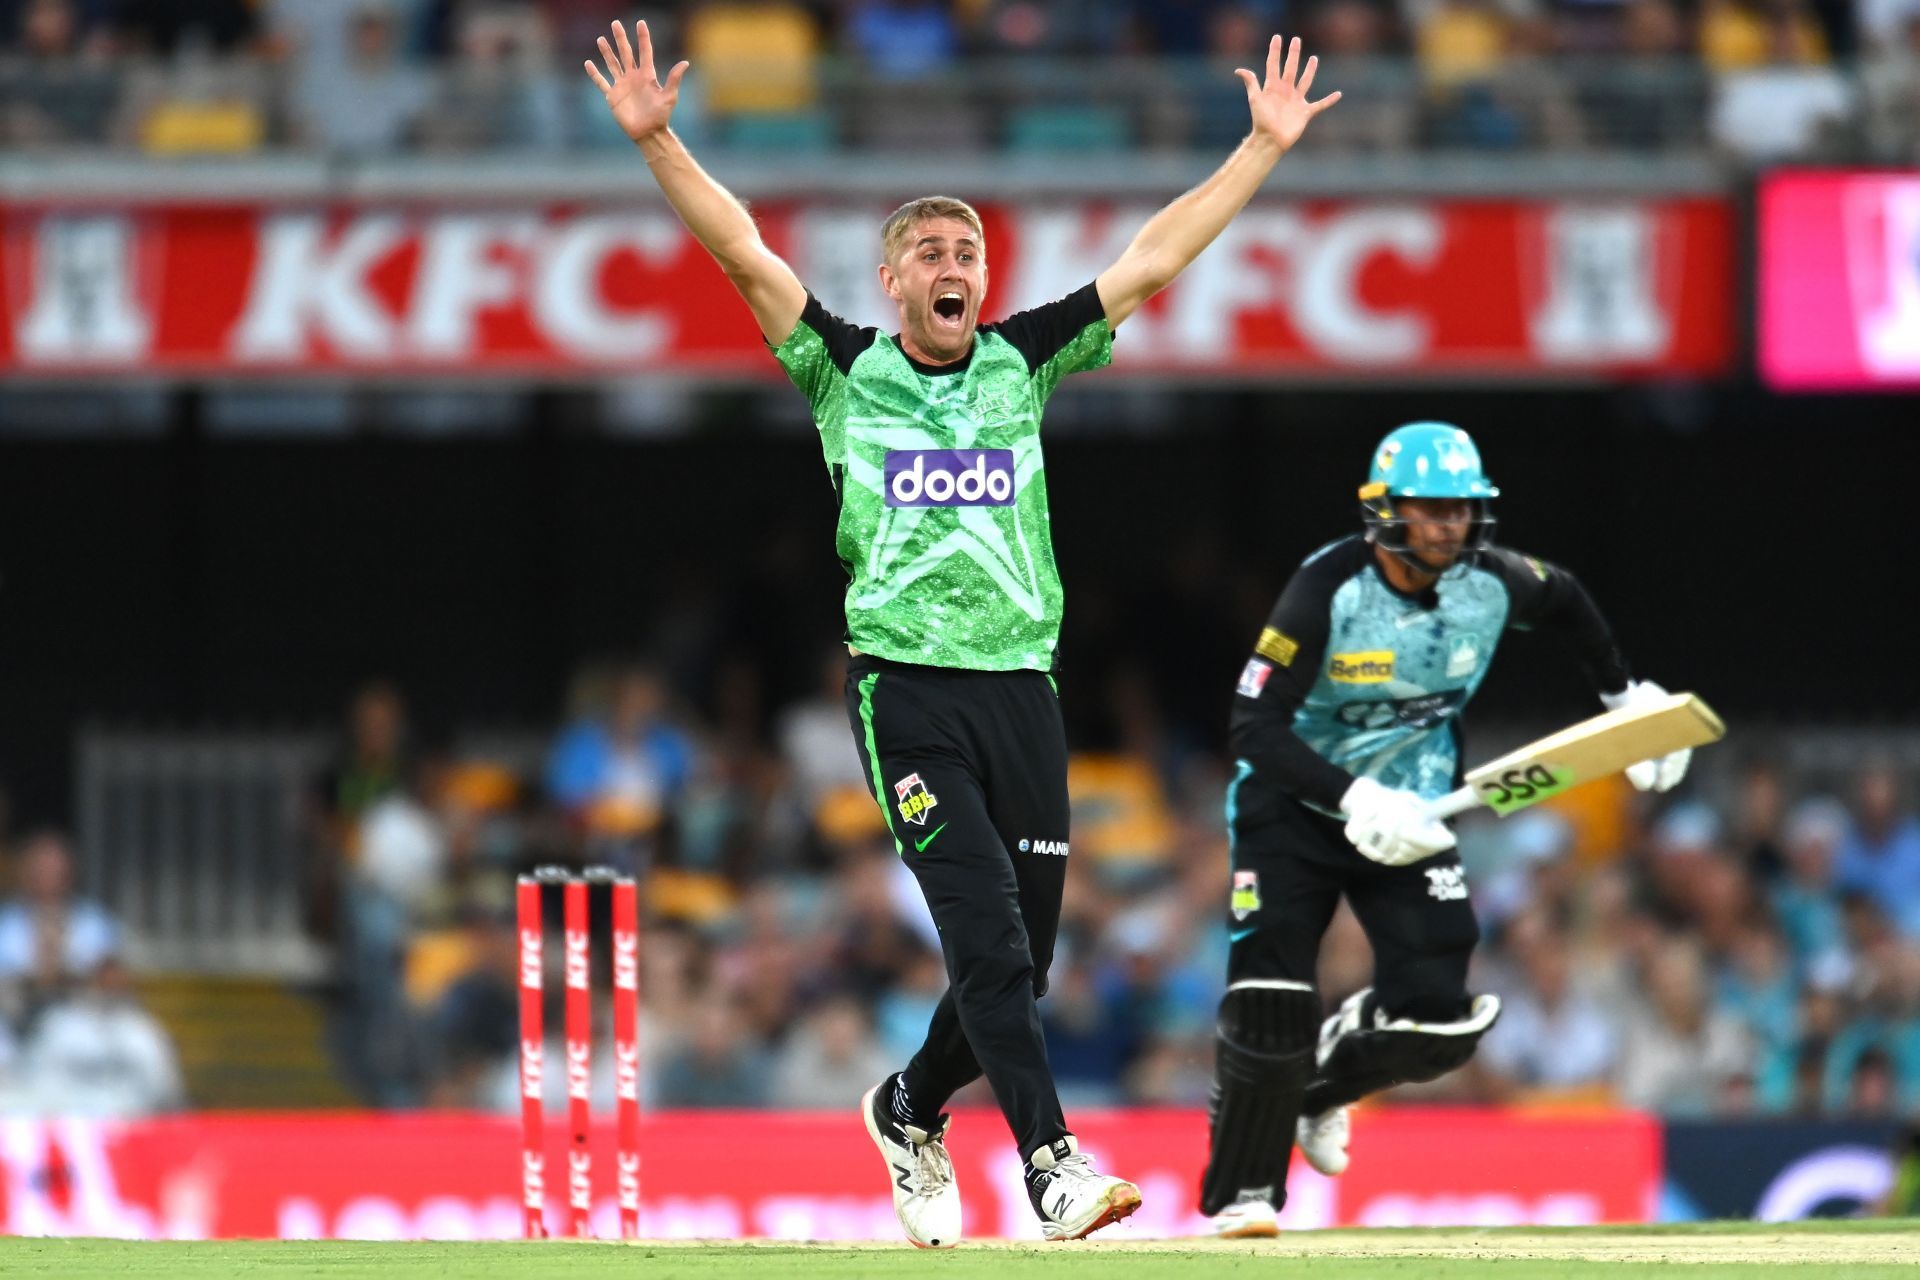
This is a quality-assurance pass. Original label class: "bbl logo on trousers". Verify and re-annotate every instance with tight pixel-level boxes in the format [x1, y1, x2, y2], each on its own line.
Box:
[894, 773, 939, 826]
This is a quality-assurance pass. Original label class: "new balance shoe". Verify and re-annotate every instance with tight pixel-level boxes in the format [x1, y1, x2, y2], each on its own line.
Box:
[1211, 1193, 1280, 1239]
[860, 1075, 962, 1249]
[1297, 1106, 1351, 1177]
[1025, 1136, 1142, 1242]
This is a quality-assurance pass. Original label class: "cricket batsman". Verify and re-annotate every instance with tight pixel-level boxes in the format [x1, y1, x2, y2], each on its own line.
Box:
[587, 18, 1340, 1247]
[1200, 422, 1694, 1236]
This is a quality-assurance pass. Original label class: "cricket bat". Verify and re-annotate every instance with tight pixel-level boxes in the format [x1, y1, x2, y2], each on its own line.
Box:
[1424, 691, 1726, 821]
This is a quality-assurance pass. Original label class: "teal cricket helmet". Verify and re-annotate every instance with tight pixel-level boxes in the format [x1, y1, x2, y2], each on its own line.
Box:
[1361, 422, 1500, 501]
[1359, 422, 1499, 569]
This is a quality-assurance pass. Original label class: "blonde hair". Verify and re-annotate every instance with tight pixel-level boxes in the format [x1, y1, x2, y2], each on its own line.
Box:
[880, 196, 985, 265]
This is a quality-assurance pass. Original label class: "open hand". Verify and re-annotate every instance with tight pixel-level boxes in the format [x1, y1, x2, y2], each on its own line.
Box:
[1236, 35, 1340, 153]
[585, 19, 688, 144]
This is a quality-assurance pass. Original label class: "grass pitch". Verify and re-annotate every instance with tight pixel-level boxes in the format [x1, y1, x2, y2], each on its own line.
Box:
[1, 1221, 1914, 1278]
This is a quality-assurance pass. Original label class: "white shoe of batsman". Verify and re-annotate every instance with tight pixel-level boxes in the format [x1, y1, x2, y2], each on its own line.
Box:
[1211, 1195, 1280, 1238]
[861, 1078, 962, 1249]
[1027, 1136, 1142, 1241]
[1296, 1106, 1351, 1176]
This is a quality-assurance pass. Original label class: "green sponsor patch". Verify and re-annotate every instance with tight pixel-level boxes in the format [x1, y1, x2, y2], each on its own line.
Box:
[1477, 762, 1576, 815]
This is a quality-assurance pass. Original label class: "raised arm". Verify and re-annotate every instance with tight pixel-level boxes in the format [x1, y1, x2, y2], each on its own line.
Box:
[587, 20, 806, 345]
[1095, 36, 1339, 330]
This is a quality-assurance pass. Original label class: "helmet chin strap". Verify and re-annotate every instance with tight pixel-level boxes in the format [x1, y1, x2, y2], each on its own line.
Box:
[1368, 532, 1455, 580]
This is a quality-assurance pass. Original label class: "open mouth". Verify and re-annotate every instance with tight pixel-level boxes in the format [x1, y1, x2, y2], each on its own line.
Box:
[933, 291, 966, 327]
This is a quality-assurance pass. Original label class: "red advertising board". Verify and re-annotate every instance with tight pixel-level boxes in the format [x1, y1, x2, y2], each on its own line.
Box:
[1760, 171, 1920, 389]
[0, 198, 1731, 380]
[0, 1108, 1658, 1240]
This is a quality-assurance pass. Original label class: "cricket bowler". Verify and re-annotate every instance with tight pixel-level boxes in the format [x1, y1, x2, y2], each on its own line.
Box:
[587, 17, 1340, 1247]
[1200, 422, 1693, 1236]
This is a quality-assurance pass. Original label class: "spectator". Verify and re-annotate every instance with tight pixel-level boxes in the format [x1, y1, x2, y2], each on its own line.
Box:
[288, 0, 432, 152]
[872, 944, 947, 1064]
[1129, 0, 1236, 54]
[429, 902, 521, 1107]
[0, 830, 122, 1018]
[776, 646, 881, 858]
[1709, 0, 1853, 160]
[547, 663, 695, 863]
[1701, 0, 1828, 69]
[20, 958, 184, 1117]
[1293, 0, 1418, 151]
[771, 994, 895, 1108]
[845, 0, 960, 80]
[1836, 764, 1920, 938]
[1731, 760, 1789, 883]
[1583, 0, 1705, 149]
[1862, 0, 1920, 53]
[307, 681, 414, 939]
[1715, 918, 1800, 1110]
[1615, 935, 1754, 1115]
[656, 999, 770, 1107]
[1773, 796, 1852, 974]
[1862, 10, 1920, 159]
[419, 2, 569, 149]
[0, 0, 119, 144]
[1480, 910, 1620, 1095]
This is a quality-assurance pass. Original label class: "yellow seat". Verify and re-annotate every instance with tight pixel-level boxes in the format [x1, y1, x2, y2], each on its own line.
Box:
[140, 100, 264, 154]
[686, 3, 820, 115]
[405, 928, 477, 1008]
[1418, 5, 1510, 88]
[1068, 754, 1175, 874]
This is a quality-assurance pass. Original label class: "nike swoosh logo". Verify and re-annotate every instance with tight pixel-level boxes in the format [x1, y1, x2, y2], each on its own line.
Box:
[914, 823, 949, 853]
[1230, 927, 1258, 943]
[1395, 612, 1430, 628]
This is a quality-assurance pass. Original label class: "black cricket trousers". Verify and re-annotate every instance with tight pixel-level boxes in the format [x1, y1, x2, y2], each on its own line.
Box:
[845, 653, 1070, 1160]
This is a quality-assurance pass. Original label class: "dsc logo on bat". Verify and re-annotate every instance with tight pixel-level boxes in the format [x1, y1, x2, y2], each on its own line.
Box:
[1478, 763, 1573, 813]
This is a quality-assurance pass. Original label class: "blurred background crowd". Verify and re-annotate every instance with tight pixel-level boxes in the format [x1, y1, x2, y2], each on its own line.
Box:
[3, 647, 1917, 1128]
[1, 0, 1917, 162]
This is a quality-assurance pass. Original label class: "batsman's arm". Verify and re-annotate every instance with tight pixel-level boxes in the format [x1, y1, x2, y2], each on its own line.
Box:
[588, 20, 805, 345]
[1228, 578, 1354, 812]
[1096, 35, 1339, 330]
[1484, 547, 1630, 696]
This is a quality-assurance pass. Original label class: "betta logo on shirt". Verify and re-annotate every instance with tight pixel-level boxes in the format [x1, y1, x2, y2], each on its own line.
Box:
[884, 450, 1017, 507]
[1329, 651, 1395, 683]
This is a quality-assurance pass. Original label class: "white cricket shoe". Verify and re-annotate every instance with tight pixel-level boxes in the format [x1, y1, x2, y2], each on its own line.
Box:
[1297, 1106, 1351, 1176]
[861, 1076, 962, 1249]
[1026, 1136, 1142, 1241]
[1211, 1195, 1280, 1239]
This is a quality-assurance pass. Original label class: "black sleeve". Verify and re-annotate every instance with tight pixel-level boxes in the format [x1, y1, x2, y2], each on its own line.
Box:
[784, 290, 878, 376]
[990, 281, 1106, 372]
[1227, 542, 1366, 812]
[1480, 547, 1631, 696]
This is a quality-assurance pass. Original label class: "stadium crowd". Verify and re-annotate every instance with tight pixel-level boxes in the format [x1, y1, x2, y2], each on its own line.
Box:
[0, 0, 1915, 160]
[0, 645, 1917, 1126]
[273, 660, 1920, 1123]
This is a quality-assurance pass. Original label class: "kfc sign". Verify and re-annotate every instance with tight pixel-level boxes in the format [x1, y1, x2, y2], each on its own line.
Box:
[0, 1108, 1658, 1240]
[1761, 172, 1920, 389]
[0, 198, 1730, 380]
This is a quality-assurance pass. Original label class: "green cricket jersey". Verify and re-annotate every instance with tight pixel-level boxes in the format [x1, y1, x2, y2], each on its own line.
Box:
[771, 282, 1112, 671]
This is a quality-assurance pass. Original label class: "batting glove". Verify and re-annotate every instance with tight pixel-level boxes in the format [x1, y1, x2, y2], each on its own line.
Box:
[1340, 777, 1457, 867]
[1600, 679, 1692, 792]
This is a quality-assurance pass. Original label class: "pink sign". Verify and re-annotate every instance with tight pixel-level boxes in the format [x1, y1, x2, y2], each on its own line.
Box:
[1760, 171, 1920, 389]
[0, 1108, 1659, 1240]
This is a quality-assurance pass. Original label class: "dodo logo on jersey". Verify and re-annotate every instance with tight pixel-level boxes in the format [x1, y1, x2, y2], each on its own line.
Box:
[1329, 651, 1395, 683]
[893, 772, 939, 826]
[883, 450, 1017, 508]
